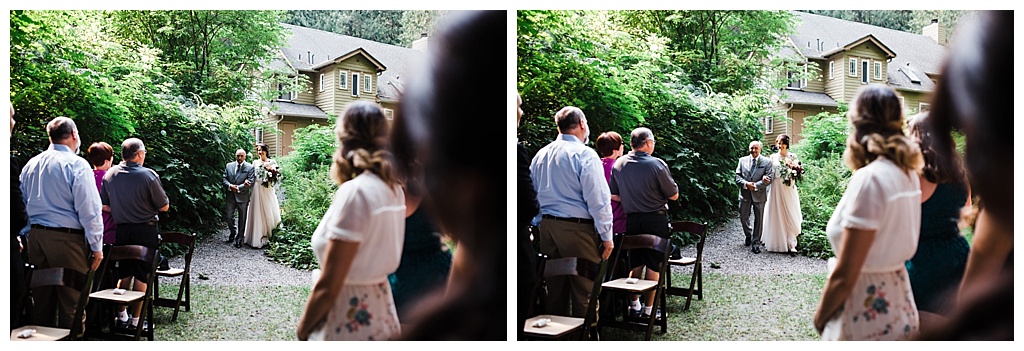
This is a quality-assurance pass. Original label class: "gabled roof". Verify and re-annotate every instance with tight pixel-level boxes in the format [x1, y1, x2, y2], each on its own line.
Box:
[277, 23, 426, 103]
[790, 11, 947, 92]
[310, 47, 387, 72]
[819, 34, 896, 59]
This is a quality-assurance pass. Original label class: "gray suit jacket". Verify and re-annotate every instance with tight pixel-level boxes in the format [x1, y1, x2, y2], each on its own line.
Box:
[222, 161, 256, 203]
[734, 155, 773, 203]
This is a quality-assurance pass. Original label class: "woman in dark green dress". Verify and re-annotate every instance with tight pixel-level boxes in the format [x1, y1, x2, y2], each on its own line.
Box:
[388, 192, 453, 321]
[905, 112, 971, 316]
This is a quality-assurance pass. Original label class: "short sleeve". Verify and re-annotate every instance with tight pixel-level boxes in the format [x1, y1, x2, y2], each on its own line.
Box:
[656, 159, 677, 197]
[324, 184, 370, 242]
[840, 171, 884, 231]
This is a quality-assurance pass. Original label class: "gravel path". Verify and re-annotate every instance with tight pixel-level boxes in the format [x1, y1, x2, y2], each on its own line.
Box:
[168, 215, 825, 290]
[166, 229, 310, 287]
[674, 215, 827, 276]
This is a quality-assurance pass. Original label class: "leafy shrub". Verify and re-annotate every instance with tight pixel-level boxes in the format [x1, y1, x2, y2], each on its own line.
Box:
[265, 122, 337, 270]
[791, 109, 851, 259]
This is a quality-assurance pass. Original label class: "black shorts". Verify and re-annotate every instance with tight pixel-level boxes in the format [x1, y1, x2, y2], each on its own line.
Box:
[624, 212, 670, 272]
[114, 223, 161, 282]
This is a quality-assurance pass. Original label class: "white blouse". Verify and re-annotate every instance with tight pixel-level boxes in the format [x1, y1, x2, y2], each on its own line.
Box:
[311, 171, 406, 285]
[825, 157, 921, 273]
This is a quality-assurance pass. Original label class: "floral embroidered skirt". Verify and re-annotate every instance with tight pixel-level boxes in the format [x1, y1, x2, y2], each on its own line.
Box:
[309, 281, 402, 341]
[822, 265, 919, 340]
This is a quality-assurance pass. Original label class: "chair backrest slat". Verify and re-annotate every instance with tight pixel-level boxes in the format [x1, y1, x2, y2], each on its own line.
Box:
[618, 234, 672, 253]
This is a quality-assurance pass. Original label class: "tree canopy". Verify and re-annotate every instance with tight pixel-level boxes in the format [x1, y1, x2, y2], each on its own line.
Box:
[283, 10, 447, 47]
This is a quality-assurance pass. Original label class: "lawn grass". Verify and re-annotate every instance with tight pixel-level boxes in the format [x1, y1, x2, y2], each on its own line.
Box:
[145, 284, 310, 341]
[600, 271, 827, 341]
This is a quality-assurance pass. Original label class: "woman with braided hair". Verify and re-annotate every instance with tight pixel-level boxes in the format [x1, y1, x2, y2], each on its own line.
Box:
[297, 100, 405, 341]
[813, 83, 924, 340]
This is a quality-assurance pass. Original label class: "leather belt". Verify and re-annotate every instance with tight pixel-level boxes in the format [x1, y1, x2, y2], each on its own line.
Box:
[542, 214, 594, 224]
[31, 224, 84, 235]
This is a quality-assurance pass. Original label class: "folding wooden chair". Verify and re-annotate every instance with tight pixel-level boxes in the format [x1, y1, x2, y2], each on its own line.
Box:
[665, 221, 708, 310]
[598, 234, 672, 340]
[88, 244, 160, 341]
[11, 267, 95, 341]
[152, 231, 195, 322]
[523, 257, 608, 340]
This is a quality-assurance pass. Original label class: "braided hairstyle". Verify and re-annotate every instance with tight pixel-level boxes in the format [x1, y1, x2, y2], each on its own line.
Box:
[843, 84, 922, 174]
[330, 101, 398, 188]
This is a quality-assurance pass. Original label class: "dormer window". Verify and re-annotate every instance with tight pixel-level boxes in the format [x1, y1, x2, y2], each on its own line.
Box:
[338, 70, 348, 90]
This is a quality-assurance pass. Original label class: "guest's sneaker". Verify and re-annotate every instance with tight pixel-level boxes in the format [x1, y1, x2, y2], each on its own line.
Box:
[752, 246, 761, 254]
[640, 309, 663, 321]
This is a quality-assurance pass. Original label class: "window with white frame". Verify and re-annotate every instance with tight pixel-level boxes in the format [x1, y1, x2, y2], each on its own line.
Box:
[764, 116, 773, 134]
[800, 64, 807, 88]
[849, 58, 857, 77]
[873, 62, 882, 80]
[363, 75, 372, 93]
[277, 82, 288, 100]
[899, 96, 905, 109]
[383, 108, 394, 120]
[338, 70, 347, 90]
[786, 64, 807, 89]
[254, 128, 264, 142]
[919, 102, 930, 113]
[319, 73, 325, 92]
[829, 61, 834, 80]
[351, 72, 360, 97]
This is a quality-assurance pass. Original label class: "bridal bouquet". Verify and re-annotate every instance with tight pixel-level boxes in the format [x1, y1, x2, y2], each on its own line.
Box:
[258, 162, 281, 188]
[778, 154, 804, 186]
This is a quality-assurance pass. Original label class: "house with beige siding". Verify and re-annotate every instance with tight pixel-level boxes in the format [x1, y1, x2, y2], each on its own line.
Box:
[766, 11, 948, 145]
[260, 23, 426, 157]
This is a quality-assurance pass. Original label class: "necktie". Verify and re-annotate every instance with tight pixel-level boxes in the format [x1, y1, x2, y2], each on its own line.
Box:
[237, 163, 242, 173]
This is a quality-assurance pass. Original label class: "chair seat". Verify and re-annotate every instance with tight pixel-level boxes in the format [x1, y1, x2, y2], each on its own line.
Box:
[602, 278, 658, 293]
[668, 256, 696, 265]
[523, 315, 584, 337]
[156, 268, 184, 276]
[11, 326, 69, 341]
[90, 289, 146, 303]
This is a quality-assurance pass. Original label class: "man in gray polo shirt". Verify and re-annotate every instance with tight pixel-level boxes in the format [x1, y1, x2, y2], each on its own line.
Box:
[609, 127, 678, 319]
[100, 137, 169, 330]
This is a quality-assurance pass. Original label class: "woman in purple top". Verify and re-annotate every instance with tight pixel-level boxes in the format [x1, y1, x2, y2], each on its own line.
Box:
[596, 131, 627, 234]
[87, 142, 117, 245]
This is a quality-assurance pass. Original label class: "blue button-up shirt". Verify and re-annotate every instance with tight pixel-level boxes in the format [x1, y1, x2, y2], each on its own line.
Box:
[20, 144, 104, 253]
[530, 134, 613, 242]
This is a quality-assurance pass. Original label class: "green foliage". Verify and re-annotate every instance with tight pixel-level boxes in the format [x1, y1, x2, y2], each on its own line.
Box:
[10, 10, 266, 243]
[109, 10, 288, 106]
[518, 10, 783, 239]
[264, 122, 337, 270]
[284, 10, 446, 47]
[790, 109, 853, 259]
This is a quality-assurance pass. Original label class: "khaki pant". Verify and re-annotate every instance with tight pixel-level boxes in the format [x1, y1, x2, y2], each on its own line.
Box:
[26, 228, 90, 330]
[538, 218, 602, 318]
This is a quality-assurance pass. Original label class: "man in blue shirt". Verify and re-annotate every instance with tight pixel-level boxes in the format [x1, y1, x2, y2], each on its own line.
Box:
[20, 116, 104, 330]
[530, 106, 613, 318]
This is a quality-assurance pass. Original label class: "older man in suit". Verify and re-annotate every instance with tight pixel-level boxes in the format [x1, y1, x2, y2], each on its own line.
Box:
[223, 149, 256, 248]
[735, 140, 773, 254]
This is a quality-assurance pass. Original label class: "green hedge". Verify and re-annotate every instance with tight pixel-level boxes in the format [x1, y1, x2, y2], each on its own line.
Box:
[790, 109, 851, 259]
[265, 122, 337, 270]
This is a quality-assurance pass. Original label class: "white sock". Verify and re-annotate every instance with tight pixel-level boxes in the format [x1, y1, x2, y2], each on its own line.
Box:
[131, 317, 140, 327]
[118, 310, 129, 322]
[644, 306, 653, 315]
[630, 299, 641, 311]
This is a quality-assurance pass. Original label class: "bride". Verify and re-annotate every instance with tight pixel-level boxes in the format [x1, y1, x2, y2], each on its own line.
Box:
[763, 134, 803, 255]
[244, 142, 282, 248]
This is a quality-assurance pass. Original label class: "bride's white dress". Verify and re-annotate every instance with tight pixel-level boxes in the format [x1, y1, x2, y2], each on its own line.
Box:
[244, 159, 282, 248]
[763, 152, 803, 253]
